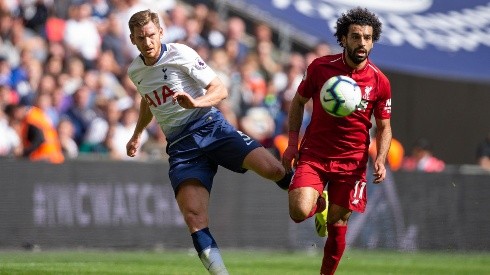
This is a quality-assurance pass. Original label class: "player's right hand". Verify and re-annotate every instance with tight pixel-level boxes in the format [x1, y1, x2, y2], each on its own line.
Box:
[282, 145, 299, 173]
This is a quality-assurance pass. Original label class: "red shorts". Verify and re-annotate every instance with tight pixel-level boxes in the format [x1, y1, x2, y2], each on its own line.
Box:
[290, 154, 368, 213]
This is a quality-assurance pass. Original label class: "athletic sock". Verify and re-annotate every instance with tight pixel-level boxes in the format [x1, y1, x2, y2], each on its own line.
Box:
[191, 227, 229, 275]
[320, 224, 347, 275]
[275, 170, 294, 190]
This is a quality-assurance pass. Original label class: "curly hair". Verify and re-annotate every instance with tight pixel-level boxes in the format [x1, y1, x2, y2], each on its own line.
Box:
[334, 7, 382, 47]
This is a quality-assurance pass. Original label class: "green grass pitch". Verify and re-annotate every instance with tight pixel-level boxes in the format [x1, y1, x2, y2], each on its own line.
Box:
[0, 249, 488, 274]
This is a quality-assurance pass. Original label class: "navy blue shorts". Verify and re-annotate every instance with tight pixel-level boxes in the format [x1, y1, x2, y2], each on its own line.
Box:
[166, 110, 262, 194]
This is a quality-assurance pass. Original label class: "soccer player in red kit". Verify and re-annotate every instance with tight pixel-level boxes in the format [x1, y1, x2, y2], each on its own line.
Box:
[282, 8, 392, 274]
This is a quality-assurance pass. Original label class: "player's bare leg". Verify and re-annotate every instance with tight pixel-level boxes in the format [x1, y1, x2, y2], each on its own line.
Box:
[288, 186, 320, 221]
[243, 147, 284, 181]
[176, 180, 228, 275]
[242, 147, 292, 189]
[176, 180, 209, 232]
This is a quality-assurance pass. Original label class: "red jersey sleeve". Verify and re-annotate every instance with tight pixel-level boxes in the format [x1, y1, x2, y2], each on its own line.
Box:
[373, 71, 392, 120]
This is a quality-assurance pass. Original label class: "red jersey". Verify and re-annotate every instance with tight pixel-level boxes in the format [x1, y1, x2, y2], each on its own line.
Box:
[297, 52, 391, 162]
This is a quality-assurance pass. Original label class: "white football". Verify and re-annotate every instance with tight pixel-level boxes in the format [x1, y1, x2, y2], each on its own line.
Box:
[320, 75, 362, 117]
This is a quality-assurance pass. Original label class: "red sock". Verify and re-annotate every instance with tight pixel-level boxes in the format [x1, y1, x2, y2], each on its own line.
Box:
[320, 224, 347, 275]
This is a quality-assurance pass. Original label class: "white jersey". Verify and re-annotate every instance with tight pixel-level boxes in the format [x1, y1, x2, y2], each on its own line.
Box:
[127, 43, 217, 139]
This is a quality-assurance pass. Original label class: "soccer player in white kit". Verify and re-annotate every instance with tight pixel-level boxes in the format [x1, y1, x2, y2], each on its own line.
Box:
[125, 10, 292, 274]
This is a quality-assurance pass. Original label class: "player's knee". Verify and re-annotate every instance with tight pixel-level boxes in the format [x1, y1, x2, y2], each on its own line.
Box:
[326, 205, 351, 225]
[182, 210, 207, 230]
[288, 203, 310, 222]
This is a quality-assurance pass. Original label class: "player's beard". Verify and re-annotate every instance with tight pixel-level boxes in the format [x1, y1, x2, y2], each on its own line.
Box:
[346, 45, 369, 65]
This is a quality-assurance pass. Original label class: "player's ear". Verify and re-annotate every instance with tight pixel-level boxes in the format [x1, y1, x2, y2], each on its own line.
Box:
[130, 34, 135, 45]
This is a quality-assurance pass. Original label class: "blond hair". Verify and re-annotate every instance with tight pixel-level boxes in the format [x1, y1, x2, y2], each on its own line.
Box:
[128, 9, 161, 34]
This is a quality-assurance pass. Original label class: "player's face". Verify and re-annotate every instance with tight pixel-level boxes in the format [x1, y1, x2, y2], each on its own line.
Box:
[130, 21, 163, 65]
[342, 24, 374, 67]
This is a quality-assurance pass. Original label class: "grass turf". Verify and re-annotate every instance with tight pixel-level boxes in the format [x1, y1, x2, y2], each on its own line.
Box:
[0, 249, 488, 274]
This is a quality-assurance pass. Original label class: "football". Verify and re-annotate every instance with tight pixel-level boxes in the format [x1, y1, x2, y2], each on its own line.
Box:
[320, 75, 362, 117]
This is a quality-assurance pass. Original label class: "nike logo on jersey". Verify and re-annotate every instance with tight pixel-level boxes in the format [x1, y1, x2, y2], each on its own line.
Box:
[237, 131, 254, 145]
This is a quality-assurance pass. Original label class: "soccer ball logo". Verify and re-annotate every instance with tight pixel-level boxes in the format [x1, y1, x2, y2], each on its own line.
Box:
[320, 75, 362, 117]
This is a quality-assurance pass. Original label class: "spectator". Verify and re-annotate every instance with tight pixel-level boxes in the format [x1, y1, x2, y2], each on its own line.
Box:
[12, 55, 44, 106]
[63, 2, 101, 69]
[60, 55, 85, 96]
[0, 56, 13, 90]
[19, 0, 49, 35]
[476, 132, 490, 171]
[90, 0, 111, 20]
[5, 102, 64, 163]
[50, 86, 71, 116]
[191, 3, 208, 26]
[162, 3, 188, 43]
[94, 50, 127, 100]
[254, 21, 281, 65]
[225, 16, 250, 64]
[81, 98, 121, 154]
[33, 91, 59, 127]
[0, 105, 21, 157]
[45, 41, 66, 66]
[100, 13, 127, 66]
[201, 10, 225, 49]
[63, 85, 97, 145]
[57, 117, 79, 159]
[314, 41, 332, 57]
[237, 55, 267, 114]
[240, 106, 276, 146]
[402, 138, 445, 172]
[45, 15, 66, 44]
[0, 82, 18, 107]
[207, 48, 238, 127]
[182, 16, 207, 49]
[255, 40, 281, 83]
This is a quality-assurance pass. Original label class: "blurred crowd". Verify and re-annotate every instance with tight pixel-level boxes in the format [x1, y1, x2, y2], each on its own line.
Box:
[0, 0, 332, 163]
[1, 0, 485, 173]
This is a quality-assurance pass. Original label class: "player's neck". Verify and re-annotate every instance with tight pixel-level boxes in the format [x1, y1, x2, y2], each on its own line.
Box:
[142, 45, 163, 66]
[143, 54, 160, 66]
[346, 58, 367, 71]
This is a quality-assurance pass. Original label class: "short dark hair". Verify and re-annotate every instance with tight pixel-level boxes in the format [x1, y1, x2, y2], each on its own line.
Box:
[334, 7, 382, 47]
[128, 9, 161, 34]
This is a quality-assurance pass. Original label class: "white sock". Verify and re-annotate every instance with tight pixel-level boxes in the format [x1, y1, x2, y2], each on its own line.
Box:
[199, 247, 229, 275]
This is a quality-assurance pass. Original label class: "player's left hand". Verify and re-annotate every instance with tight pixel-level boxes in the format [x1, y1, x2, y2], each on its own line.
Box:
[372, 161, 386, 184]
[173, 92, 197, 109]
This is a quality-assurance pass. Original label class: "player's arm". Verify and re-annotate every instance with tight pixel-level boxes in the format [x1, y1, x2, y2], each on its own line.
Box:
[288, 93, 308, 133]
[173, 77, 228, 109]
[126, 99, 153, 157]
[282, 93, 309, 171]
[373, 118, 392, 183]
